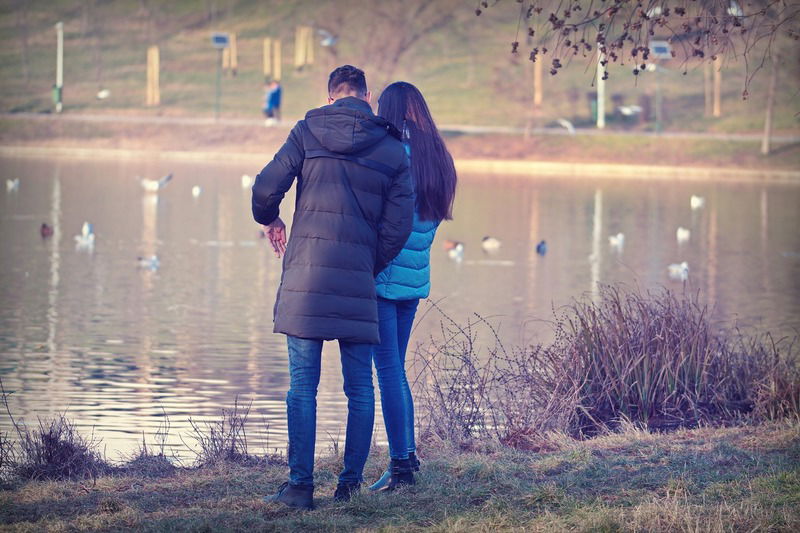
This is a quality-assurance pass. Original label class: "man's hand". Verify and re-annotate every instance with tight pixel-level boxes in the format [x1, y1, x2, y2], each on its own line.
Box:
[263, 217, 287, 258]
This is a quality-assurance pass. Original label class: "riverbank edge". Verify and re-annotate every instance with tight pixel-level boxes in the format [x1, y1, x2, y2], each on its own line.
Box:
[2, 145, 798, 184]
[2, 421, 798, 531]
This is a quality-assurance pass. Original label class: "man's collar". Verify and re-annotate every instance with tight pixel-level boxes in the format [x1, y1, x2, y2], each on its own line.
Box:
[331, 96, 372, 112]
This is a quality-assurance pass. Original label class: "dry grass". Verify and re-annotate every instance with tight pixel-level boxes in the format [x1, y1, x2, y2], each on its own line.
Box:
[1, 421, 797, 532]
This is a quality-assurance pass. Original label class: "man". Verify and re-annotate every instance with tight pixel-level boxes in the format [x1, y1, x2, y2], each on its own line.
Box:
[263, 80, 282, 125]
[252, 65, 414, 510]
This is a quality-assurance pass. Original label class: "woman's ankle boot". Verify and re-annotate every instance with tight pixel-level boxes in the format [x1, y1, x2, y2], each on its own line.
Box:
[378, 457, 415, 492]
[368, 469, 392, 491]
[409, 451, 420, 472]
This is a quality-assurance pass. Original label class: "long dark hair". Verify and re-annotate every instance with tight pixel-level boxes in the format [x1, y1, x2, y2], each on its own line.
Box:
[378, 82, 456, 222]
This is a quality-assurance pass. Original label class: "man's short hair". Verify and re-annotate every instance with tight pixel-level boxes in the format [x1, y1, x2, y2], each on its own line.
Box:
[328, 65, 367, 98]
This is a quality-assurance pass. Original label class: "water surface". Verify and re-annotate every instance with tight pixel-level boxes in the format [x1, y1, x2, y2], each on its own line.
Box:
[1, 156, 798, 459]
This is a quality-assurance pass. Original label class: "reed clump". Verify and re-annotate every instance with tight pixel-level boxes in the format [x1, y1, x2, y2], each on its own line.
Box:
[11, 413, 108, 482]
[414, 285, 799, 447]
[558, 285, 798, 434]
[118, 413, 177, 478]
[185, 398, 266, 467]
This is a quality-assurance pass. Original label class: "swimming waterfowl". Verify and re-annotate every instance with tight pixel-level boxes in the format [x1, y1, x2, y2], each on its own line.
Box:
[481, 236, 501, 253]
[74, 222, 95, 249]
[676, 227, 691, 244]
[608, 233, 625, 250]
[667, 261, 689, 281]
[536, 240, 547, 256]
[443, 240, 464, 261]
[140, 173, 173, 193]
[690, 195, 705, 210]
[40, 223, 54, 238]
[137, 255, 160, 271]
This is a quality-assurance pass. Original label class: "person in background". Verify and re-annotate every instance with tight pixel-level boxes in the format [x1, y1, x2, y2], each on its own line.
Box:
[369, 81, 457, 492]
[252, 65, 414, 510]
[263, 80, 282, 125]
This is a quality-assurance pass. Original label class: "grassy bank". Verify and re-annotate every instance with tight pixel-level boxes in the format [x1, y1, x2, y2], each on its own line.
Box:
[2, 115, 799, 171]
[1, 286, 798, 530]
[1, 422, 799, 531]
[0, 1, 798, 135]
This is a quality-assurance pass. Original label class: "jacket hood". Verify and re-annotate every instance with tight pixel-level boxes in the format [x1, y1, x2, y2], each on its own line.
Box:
[305, 97, 399, 154]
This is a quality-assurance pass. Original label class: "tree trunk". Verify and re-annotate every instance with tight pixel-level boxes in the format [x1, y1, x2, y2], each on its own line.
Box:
[712, 56, 722, 118]
[703, 61, 712, 116]
[15, 0, 30, 86]
[760, 56, 779, 155]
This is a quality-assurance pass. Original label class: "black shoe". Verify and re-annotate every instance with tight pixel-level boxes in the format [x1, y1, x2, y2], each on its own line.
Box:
[409, 451, 421, 472]
[264, 481, 314, 510]
[333, 482, 361, 502]
[378, 458, 416, 492]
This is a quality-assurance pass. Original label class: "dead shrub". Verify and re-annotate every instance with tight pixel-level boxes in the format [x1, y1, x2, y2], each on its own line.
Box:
[413, 285, 800, 446]
[184, 397, 263, 467]
[13, 413, 108, 481]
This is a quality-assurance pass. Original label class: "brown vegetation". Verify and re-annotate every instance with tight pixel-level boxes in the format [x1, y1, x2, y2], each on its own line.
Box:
[413, 285, 800, 448]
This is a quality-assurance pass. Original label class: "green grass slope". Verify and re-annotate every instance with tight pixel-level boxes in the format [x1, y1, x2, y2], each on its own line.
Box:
[0, 1, 797, 134]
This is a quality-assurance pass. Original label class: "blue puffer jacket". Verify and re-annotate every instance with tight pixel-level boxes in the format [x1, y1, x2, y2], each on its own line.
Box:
[376, 210, 439, 301]
[376, 142, 440, 300]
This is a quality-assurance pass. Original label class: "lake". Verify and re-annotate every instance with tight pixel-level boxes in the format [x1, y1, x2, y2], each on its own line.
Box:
[1, 155, 798, 460]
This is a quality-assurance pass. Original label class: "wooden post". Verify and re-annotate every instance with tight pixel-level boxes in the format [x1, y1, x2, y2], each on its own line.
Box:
[55, 21, 63, 113]
[294, 26, 305, 68]
[305, 26, 314, 65]
[712, 56, 722, 117]
[272, 39, 282, 81]
[703, 61, 712, 116]
[229, 33, 238, 76]
[761, 57, 779, 155]
[222, 46, 230, 72]
[263, 37, 272, 78]
[146, 45, 159, 106]
[533, 57, 542, 108]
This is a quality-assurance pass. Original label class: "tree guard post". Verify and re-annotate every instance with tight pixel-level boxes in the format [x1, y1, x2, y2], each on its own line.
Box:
[146, 45, 160, 107]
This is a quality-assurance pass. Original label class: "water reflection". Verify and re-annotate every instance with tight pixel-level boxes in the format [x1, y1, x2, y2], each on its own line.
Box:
[590, 188, 602, 300]
[0, 156, 798, 459]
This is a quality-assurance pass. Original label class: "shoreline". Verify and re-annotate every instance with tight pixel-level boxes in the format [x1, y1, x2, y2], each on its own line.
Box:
[2, 144, 798, 184]
[2, 421, 798, 531]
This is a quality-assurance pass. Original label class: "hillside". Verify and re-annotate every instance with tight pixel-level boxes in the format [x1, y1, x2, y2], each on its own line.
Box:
[0, 0, 798, 135]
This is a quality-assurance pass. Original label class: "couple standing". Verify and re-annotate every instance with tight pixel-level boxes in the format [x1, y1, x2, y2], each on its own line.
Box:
[251, 65, 457, 509]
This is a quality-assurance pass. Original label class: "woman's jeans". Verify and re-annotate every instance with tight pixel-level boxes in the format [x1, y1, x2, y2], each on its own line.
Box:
[373, 298, 419, 460]
[285, 336, 374, 487]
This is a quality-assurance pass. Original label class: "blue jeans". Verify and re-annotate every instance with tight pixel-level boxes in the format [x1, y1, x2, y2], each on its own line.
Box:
[285, 336, 374, 486]
[373, 298, 419, 460]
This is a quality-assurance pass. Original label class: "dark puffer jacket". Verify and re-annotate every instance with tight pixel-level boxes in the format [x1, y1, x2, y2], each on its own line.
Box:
[252, 97, 415, 343]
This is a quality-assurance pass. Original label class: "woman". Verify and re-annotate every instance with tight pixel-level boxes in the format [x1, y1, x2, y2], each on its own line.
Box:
[370, 82, 457, 491]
